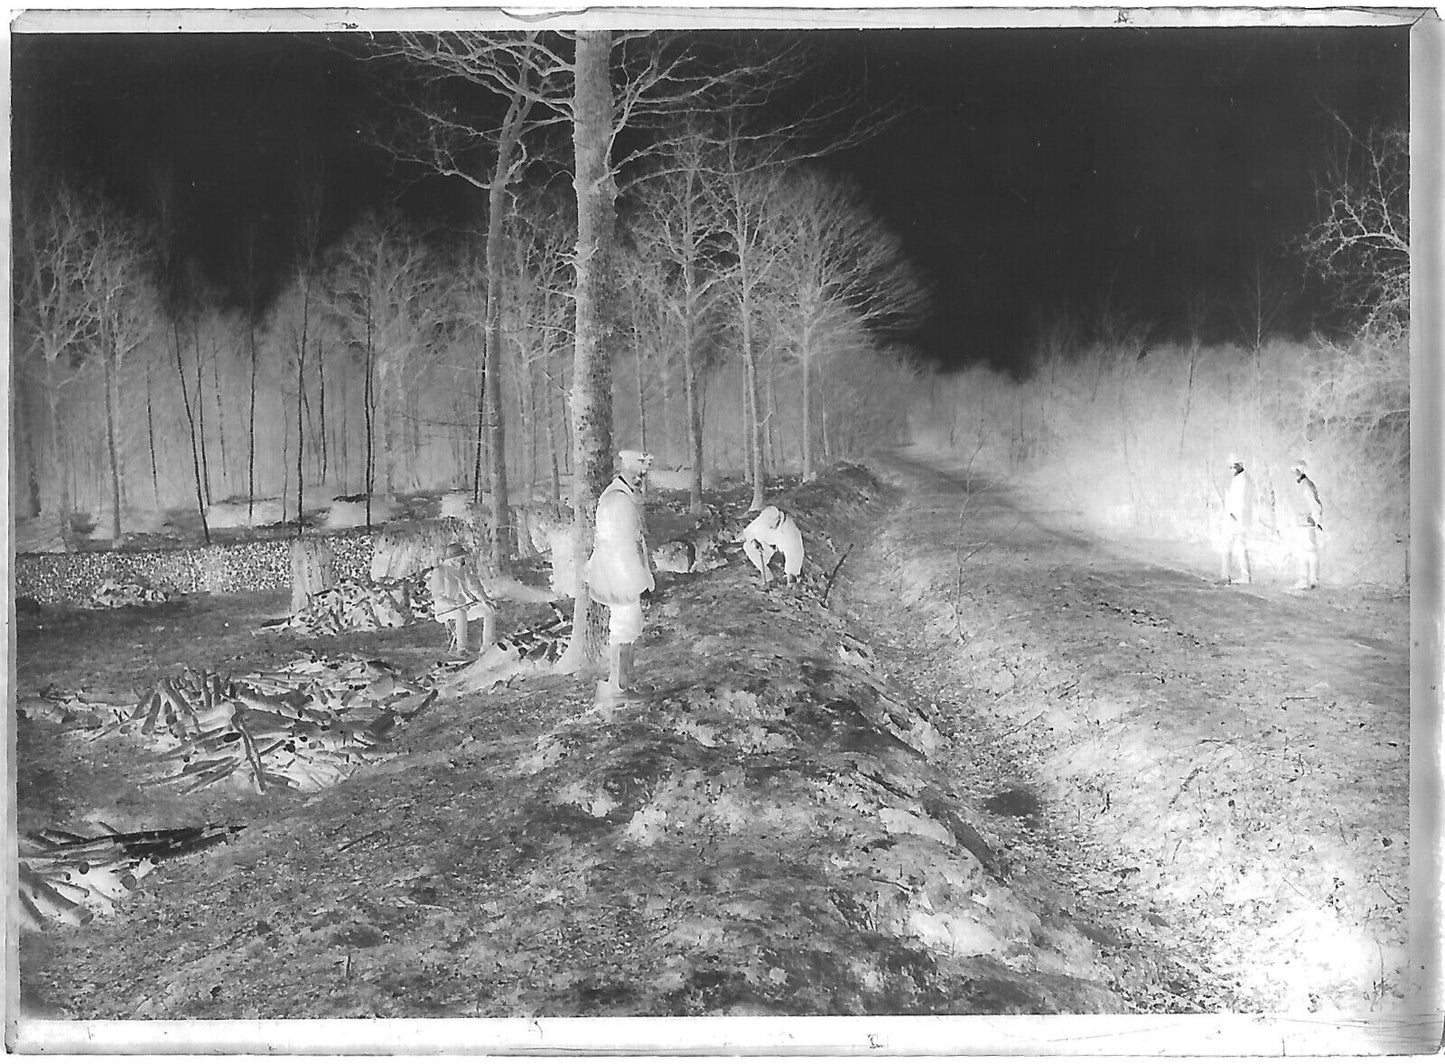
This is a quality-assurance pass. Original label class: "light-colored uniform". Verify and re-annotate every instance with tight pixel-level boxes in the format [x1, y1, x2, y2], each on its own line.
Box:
[740, 506, 805, 584]
[1220, 463, 1253, 583]
[429, 557, 495, 623]
[428, 554, 496, 651]
[1289, 468, 1324, 588]
[586, 473, 654, 645]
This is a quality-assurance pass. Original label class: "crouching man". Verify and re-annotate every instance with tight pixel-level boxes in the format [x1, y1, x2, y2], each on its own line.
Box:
[428, 542, 497, 655]
[740, 504, 805, 589]
[585, 449, 655, 698]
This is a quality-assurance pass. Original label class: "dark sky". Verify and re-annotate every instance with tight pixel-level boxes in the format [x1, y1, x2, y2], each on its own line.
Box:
[10, 25, 1410, 371]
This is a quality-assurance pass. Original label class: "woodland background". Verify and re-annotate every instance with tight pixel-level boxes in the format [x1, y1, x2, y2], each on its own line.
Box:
[10, 33, 1409, 588]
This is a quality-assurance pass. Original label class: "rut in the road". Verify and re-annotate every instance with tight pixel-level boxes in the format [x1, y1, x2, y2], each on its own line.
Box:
[835, 448, 1410, 1018]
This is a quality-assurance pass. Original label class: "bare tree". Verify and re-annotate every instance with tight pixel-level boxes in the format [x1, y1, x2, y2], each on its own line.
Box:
[630, 126, 731, 512]
[12, 175, 107, 519]
[87, 203, 157, 545]
[498, 193, 575, 501]
[290, 151, 327, 532]
[1299, 119, 1409, 333]
[1227, 248, 1296, 354]
[322, 211, 445, 507]
[240, 221, 263, 526]
[148, 165, 215, 541]
[365, 33, 567, 565]
[765, 167, 928, 479]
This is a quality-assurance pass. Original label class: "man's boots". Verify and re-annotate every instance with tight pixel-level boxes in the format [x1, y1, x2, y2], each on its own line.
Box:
[618, 644, 635, 691]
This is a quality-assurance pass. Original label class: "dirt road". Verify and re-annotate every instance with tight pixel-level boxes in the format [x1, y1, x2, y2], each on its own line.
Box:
[838, 446, 1410, 1018]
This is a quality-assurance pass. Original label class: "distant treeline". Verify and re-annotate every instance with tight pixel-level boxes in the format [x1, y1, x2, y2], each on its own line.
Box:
[11, 156, 925, 538]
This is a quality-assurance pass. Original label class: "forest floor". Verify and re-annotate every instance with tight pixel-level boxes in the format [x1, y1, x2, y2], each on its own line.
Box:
[9, 450, 1417, 1048]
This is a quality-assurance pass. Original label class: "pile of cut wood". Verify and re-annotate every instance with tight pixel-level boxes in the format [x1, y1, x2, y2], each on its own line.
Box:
[91, 655, 435, 793]
[18, 824, 242, 930]
[85, 577, 172, 609]
[259, 575, 432, 637]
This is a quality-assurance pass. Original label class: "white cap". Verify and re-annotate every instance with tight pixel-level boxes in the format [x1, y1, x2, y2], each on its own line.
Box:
[618, 449, 653, 470]
[1227, 454, 1242, 466]
[1291, 459, 1308, 473]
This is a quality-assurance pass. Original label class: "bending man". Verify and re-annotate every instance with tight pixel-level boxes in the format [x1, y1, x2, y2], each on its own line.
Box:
[740, 505, 805, 589]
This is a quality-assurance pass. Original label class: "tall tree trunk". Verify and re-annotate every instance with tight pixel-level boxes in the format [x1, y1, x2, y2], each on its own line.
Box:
[336, 362, 347, 491]
[173, 319, 211, 544]
[378, 361, 395, 496]
[657, 333, 672, 464]
[472, 363, 486, 503]
[524, 360, 538, 498]
[363, 295, 376, 529]
[681, 323, 703, 513]
[146, 359, 160, 507]
[210, 337, 228, 496]
[561, 29, 617, 670]
[18, 374, 44, 517]
[634, 345, 648, 453]
[483, 129, 519, 565]
[801, 346, 813, 480]
[192, 320, 211, 507]
[543, 366, 562, 506]
[820, 382, 832, 463]
[247, 313, 258, 523]
[764, 351, 779, 471]
[742, 290, 764, 512]
[316, 350, 327, 484]
[279, 364, 290, 524]
[102, 340, 124, 547]
[296, 286, 309, 534]
[43, 358, 70, 516]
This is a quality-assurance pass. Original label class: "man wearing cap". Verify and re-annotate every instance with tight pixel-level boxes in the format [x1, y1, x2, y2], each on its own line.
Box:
[1219, 454, 1254, 585]
[1287, 459, 1324, 590]
[586, 450, 655, 697]
[739, 504, 805, 589]
[428, 542, 497, 654]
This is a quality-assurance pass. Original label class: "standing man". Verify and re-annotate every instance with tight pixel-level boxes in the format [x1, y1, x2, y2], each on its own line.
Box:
[428, 542, 497, 655]
[739, 504, 805, 589]
[586, 449, 655, 698]
[1219, 453, 1254, 585]
[1287, 459, 1324, 590]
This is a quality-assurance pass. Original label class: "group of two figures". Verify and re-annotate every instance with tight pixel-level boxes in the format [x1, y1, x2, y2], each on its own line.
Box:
[1220, 454, 1324, 591]
[586, 450, 807, 701]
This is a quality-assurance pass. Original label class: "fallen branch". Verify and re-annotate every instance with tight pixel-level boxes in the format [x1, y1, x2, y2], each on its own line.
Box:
[820, 544, 854, 606]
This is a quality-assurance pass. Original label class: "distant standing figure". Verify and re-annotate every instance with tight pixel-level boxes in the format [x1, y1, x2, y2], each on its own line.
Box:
[1219, 454, 1253, 585]
[1288, 459, 1324, 590]
[586, 449, 655, 697]
[428, 542, 497, 654]
[740, 505, 805, 588]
